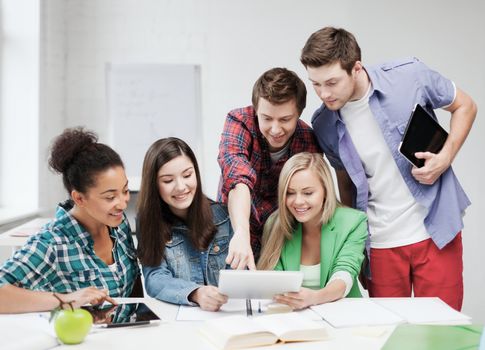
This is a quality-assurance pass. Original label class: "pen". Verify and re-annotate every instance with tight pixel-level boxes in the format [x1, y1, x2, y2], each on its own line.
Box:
[246, 298, 253, 317]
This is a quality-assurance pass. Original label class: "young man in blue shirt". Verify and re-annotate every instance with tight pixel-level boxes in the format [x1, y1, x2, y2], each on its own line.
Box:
[301, 27, 477, 310]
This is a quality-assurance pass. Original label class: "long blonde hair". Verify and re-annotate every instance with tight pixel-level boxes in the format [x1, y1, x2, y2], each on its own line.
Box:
[257, 152, 339, 270]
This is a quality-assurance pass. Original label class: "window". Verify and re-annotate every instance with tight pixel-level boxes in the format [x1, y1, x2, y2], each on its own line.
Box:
[0, 0, 40, 224]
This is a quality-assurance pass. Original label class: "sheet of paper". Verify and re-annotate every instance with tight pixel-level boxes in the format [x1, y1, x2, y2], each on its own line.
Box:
[311, 299, 404, 328]
[374, 297, 472, 324]
[177, 299, 274, 321]
[297, 307, 324, 321]
[0, 312, 58, 350]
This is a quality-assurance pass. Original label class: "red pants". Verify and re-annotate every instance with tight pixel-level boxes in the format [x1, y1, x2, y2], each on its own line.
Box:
[368, 233, 463, 311]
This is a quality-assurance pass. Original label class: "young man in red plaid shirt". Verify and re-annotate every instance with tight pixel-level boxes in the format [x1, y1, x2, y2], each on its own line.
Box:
[218, 67, 321, 270]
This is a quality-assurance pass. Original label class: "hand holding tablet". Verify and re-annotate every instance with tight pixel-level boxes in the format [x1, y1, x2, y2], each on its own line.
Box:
[398, 104, 448, 168]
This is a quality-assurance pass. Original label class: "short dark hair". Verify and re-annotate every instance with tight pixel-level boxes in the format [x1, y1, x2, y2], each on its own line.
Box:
[252, 67, 306, 115]
[136, 137, 216, 266]
[301, 27, 361, 74]
[48, 127, 124, 194]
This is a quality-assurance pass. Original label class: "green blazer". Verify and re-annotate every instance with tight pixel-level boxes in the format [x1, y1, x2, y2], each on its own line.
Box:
[274, 207, 367, 297]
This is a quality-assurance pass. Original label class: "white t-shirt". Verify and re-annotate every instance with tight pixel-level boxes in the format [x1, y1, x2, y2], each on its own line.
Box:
[270, 143, 289, 163]
[300, 263, 353, 297]
[340, 85, 430, 248]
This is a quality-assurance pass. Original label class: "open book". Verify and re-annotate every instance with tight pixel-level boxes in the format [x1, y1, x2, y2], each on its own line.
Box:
[310, 297, 471, 328]
[199, 312, 330, 349]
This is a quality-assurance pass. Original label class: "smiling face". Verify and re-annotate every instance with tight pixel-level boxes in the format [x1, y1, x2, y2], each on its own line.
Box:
[75, 166, 130, 228]
[157, 154, 197, 219]
[285, 168, 325, 228]
[256, 97, 300, 152]
[307, 61, 364, 111]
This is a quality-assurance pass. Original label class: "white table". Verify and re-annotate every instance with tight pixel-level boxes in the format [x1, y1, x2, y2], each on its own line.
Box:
[0, 297, 397, 350]
[0, 217, 51, 249]
[52, 297, 395, 350]
[2, 297, 473, 350]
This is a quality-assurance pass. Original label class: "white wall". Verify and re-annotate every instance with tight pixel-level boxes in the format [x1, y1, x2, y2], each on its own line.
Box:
[38, 0, 484, 321]
[0, 1, 39, 212]
[38, 0, 67, 216]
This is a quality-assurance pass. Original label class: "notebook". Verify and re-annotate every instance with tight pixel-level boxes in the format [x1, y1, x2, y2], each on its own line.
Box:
[374, 298, 471, 324]
[311, 298, 404, 328]
[398, 104, 448, 168]
[382, 324, 482, 350]
[310, 298, 471, 328]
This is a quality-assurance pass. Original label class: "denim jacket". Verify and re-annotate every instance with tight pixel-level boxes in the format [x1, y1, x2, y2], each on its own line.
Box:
[143, 202, 233, 305]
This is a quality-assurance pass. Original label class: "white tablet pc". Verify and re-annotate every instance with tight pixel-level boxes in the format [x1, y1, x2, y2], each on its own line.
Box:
[218, 270, 304, 299]
[398, 104, 448, 168]
[81, 302, 161, 328]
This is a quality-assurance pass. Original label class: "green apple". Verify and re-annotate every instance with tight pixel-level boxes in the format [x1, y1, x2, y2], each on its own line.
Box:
[54, 308, 93, 345]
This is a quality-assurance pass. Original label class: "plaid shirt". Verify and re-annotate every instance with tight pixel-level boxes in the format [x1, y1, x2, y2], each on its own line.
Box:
[0, 200, 139, 297]
[217, 106, 321, 256]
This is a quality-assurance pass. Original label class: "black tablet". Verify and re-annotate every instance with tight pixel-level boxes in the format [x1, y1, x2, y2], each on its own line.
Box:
[82, 302, 161, 328]
[398, 104, 448, 168]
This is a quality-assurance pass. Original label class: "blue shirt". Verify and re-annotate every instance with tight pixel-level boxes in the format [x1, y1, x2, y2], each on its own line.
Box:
[311, 57, 470, 249]
[0, 200, 139, 296]
[142, 202, 233, 305]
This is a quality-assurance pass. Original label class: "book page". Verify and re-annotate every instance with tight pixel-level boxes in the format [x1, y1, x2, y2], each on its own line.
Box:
[254, 312, 330, 342]
[202, 315, 267, 335]
[311, 299, 404, 328]
[199, 315, 276, 349]
[374, 298, 472, 324]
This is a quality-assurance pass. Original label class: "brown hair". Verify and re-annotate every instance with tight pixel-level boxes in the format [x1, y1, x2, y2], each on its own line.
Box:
[301, 27, 361, 74]
[251, 67, 306, 115]
[136, 137, 216, 266]
[48, 127, 124, 194]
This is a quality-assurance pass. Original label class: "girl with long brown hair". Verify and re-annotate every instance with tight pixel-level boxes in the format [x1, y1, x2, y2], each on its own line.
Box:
[137, 137, 232, 311]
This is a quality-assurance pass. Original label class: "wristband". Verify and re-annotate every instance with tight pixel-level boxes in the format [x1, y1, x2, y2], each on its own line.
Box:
[52, 292, 73, 310]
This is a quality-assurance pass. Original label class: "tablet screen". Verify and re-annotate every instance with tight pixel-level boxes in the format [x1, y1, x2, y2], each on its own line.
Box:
[82, 303, 160, 328]
[399, 104, 448, 168]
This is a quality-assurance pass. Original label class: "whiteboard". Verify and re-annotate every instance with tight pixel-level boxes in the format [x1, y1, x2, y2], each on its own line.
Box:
[106, 64, 201, 190]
